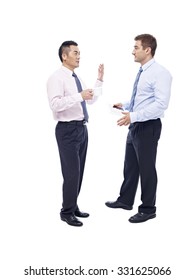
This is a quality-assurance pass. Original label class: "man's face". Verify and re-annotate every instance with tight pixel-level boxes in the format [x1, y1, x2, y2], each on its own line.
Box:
[62, 45, 80, 70]
[132, 40, 150, 65]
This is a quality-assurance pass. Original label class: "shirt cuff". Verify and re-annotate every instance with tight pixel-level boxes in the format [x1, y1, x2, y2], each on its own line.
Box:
[122, 102, 130, 111]
[130, 112, 138, 123]
[95, 80, 103, 87]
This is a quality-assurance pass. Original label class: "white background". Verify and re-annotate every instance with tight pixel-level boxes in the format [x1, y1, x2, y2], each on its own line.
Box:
[0, 0, 194, 279]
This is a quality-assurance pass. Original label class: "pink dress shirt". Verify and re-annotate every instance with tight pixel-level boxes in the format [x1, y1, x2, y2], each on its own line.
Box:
[47, 66, 103, 121]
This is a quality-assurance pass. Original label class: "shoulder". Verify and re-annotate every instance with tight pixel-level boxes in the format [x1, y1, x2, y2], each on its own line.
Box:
[47, 68, 65, 84]
[48, 67, 63, 78]
[153, 61, 172, 77]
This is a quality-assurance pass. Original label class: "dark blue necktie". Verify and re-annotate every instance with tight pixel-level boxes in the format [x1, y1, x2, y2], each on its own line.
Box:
[72, 72, 89, 122]
[129, 67, 143, 112]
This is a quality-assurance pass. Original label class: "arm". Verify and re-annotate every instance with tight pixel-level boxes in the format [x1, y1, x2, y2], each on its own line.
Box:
[87, 64, 104, 104]
[47, 75, 94, 112]
[47, 75, 83, 112]
[130, 71, 172, 123]
[117, 69, 172, 126]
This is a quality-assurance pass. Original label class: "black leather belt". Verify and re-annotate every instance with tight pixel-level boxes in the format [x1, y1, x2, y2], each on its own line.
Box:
[58, 120, 86, 126]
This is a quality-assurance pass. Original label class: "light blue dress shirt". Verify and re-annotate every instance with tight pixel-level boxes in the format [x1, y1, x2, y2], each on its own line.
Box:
[123, 58, 172, 123]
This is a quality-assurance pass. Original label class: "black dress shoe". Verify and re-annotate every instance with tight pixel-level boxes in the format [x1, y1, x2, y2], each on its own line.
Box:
[105, 200, 132, 210]
[129, 212, 156, 223]
[75, 210, 89, 218]
[61, 214, 83, 226]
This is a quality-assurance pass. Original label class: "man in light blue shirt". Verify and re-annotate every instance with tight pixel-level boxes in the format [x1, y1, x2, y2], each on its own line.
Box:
[106, 34, 172, 223]
[124, 58, 172, 122]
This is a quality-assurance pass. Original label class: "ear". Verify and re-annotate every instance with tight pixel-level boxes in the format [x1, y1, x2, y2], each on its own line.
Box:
[62, 52, 67, 61]
[145, 47, 151, 54]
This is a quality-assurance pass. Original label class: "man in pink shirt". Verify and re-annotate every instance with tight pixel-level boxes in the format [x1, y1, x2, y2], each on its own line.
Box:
[47, 41, 104, 226]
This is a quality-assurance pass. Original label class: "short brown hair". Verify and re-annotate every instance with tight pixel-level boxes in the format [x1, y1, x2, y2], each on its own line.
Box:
[135, 34, 157, 57]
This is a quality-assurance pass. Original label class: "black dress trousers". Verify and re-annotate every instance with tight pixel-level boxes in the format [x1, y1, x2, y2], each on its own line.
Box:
[55, 121, 88, 217]
[118, 119, 162, 214]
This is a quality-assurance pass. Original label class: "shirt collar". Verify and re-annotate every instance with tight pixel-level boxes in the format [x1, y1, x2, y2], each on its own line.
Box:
[142, 58, 155, 71]
[61, 65, 74, 76]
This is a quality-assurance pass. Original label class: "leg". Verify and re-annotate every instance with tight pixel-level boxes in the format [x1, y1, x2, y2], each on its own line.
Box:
[77, 125, 88, 196]
[75, 125, 88, 212]
[55, 123, 85, 217]
[117, 129, 139, 207]
[133, 119, 162, 214]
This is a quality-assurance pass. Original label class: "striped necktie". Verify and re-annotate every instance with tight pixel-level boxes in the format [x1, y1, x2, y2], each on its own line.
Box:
[129, 67, 143, 112]
[72, 72, 89, 122]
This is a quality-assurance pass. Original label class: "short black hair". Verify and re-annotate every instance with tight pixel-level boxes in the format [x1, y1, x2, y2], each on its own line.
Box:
[58, 40, 78, 62]
[134, 34, 157, 57]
